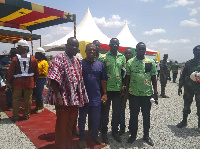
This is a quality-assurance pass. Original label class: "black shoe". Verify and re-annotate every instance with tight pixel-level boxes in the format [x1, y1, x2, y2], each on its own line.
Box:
[143, 137, 154, 146]
[161, 95, 169, 98]
[79, 140, 87, 149]
[10, 117, 19, 123]
[176, 120, 187, 128]
[102, 134, 109, 144]
[93, 137, 105, 145]
[72, 128, 80, 136]
[8, 107, 12, 111]
[198, 127, 200, 132]
[23, 115, 30, 120]
[119, 129, 125, 136]
[127, 136, 136, 143]
[112, 133, 122, 142]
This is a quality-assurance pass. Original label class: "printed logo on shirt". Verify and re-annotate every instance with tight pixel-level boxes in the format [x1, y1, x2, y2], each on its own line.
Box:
[144, 79, 150, 85]
[107, 74, 111, 79]
[138, 91, 144, 94]
[110, 85, 116, 88]
[116, 74, 120, 79]
[106, 62, 110, 66]
[129, 88, 133, 94]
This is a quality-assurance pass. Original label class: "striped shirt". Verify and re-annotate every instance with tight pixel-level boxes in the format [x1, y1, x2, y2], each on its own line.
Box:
[46, 52, 89, 107]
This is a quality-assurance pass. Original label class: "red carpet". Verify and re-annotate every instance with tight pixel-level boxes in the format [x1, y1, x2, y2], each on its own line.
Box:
[0, 87, 107, 149]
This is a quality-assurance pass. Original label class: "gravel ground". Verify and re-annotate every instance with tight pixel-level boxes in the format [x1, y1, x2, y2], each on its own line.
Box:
[0, 110, 36, 149]
[1, 73, 200, 149]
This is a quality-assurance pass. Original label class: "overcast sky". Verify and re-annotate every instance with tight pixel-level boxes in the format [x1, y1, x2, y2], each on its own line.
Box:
[1, 0, 200, 63]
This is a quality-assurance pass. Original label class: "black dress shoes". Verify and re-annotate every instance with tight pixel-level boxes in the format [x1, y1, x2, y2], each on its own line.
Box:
[102, 134, 109, 144]
[127, 136, 136, 143]
[143, 136, 154, 146]
[119, 129, 125, 136]
[112, 133, 122, 142]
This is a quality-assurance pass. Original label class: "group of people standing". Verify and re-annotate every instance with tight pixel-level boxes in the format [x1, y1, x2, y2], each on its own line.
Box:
[44, 37, 158, 149]
[2, 36, 200, 149]
[158, 54, 180, 98]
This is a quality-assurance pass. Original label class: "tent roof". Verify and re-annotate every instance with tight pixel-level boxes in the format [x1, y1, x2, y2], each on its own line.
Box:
[0, 0, 76, 31]
[44, 8, 110, 51]
[0, 29, 41, 44]
[146, 48, 158, 55]
[116, 22, 138, 48]
[116, 23, 158, 55]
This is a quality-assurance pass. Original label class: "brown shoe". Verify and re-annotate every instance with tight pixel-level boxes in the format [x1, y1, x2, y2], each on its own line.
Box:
[72, 127, 80, 136]
[79, 140, 87, 149]
[23, 115, 30, 120]
[93, 137, 105, 145]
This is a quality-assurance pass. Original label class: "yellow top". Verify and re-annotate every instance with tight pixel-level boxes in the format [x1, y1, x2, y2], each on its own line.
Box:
[38, 60, 49, 78]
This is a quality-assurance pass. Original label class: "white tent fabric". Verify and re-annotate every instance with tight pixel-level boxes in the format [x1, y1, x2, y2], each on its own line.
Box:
[43, 8, 110, 51]
[116, 22, 138, 48]
[116, 23, 158, 54]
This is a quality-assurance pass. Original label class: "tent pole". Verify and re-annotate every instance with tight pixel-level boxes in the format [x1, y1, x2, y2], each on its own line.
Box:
[30, 31, 33, 55]
[40, 39, 41, 47]
[74, 20, 76, 38]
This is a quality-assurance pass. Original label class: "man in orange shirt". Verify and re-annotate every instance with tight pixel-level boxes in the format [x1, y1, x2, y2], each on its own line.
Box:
[6, 39, 39, 122]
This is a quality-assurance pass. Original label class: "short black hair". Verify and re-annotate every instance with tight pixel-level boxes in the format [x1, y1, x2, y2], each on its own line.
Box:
[124, 48, 133, 53]
[93, 40, 100, 43]
[136, 42, 146, 49]
[193, 45, 200, 51]
[67, 37, 77, 44]
[86, 43, 96, 50]
[109, 38, 119, 44]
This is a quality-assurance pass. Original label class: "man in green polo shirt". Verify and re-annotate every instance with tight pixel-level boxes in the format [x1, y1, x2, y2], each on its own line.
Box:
[100, 38, 126, 143]
[124, 42, 158, 146]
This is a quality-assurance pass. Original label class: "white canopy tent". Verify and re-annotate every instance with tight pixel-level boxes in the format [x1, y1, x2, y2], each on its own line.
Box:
[116, 23, 160, 61]
[116, 22, 138, 48]
[116, 22, 158, 55]
[43, 8, 110, 55]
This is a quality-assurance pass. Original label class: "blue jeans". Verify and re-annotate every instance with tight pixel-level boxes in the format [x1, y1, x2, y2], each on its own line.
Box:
[101, 91, 122, 134]
[33, 78, 46, 100]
